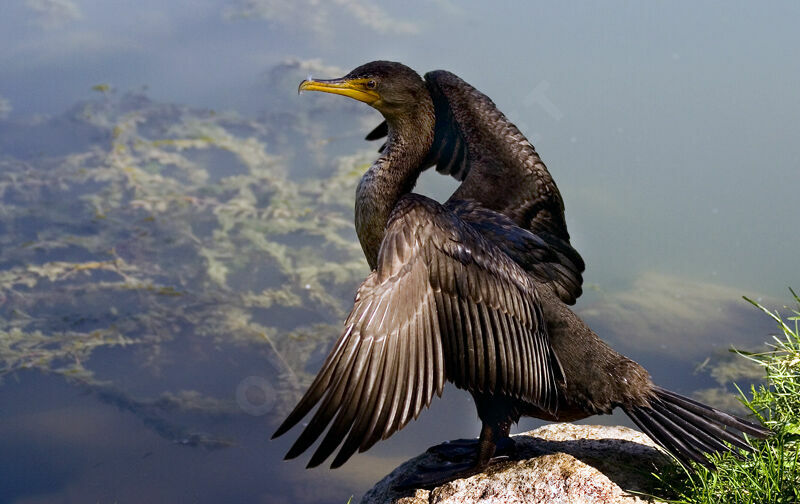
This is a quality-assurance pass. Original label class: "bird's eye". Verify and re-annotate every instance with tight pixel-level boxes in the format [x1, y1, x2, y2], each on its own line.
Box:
[366, 80, 376, 89]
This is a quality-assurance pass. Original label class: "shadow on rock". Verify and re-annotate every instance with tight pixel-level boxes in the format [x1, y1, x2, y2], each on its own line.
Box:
[363, 423, 672, 504]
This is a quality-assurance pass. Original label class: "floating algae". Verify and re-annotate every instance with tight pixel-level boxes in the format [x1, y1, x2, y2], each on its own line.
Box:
[0, 82, 375, 448]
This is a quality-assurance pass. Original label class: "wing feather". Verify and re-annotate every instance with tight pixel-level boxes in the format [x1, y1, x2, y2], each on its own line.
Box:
[420, 299, 433, 410]
[361, 322, 399, 451]
[308, 337, 373, 467]
[273, 194, 562, 467]
[493, 310, 509, 393]
[383, 321, 408, 438]
[284, 334, 360, 459]
[479, 303, 496, 391]
[330, 337, 386, 467]
[399, 318, 416, 430]
[449, 292, 466, 385]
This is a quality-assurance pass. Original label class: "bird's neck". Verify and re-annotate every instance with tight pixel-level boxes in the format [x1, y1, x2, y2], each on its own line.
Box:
[355, 107, 435, 269]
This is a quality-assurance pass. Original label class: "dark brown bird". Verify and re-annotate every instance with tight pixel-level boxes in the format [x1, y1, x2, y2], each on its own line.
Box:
[272, 61, 768, 483]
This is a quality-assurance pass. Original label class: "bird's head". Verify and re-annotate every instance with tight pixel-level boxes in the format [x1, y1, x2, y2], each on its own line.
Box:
[298, 61, 428, 118]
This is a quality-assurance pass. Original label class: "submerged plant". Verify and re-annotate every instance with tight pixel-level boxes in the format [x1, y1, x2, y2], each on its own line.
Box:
[0, 85, 373, 446]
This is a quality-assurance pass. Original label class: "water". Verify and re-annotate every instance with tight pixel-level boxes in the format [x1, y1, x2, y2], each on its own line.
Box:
[1, 3, 798, 503]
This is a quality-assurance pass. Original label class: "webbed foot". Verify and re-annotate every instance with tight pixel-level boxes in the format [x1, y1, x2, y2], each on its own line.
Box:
[425, 437, 516, 462]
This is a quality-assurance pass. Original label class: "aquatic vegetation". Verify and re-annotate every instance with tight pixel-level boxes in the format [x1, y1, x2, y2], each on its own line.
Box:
[0, 86, 375, 447]
[654, 291, 800, 503]
[577, 272, 778, 360]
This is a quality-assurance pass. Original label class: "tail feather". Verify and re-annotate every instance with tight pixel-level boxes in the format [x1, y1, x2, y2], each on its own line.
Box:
[649, 406, 724, 461]
[625, 386, 771, 467]
[654, 387, 767, 438]
[628, 408, 709, 466]
[655, 393, 752, 452]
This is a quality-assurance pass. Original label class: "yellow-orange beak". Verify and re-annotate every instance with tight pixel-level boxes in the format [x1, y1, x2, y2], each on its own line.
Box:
[298, 78, 380, 105]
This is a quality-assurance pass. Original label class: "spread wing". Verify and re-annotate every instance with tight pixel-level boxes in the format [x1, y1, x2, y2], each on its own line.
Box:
[447, 200, 583, 305]
[273, 194, 563, 468]
[366, 70, 584, 303]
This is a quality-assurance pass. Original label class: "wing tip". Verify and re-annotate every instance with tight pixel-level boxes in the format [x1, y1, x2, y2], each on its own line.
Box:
[272, 419, 295, 439]
[329, 454, 348, 469]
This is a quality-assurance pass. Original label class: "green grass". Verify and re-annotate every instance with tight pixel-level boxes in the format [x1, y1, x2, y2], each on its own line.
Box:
[654, 290, 800, 503]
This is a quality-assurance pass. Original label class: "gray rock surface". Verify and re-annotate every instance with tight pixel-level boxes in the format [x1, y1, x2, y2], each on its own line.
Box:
[361, 424, 671, 504]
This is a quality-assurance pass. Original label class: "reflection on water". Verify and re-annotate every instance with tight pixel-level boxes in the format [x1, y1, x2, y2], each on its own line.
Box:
[2, 5, 799, 500]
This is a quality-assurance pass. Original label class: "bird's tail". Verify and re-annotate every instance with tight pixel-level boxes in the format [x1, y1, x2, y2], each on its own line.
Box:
[624, 386, 770, 466]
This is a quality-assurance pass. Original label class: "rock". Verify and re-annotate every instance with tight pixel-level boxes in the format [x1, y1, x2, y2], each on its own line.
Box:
[361, 424, 671, 504]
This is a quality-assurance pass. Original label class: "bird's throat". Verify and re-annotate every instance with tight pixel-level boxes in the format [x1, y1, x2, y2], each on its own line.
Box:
[355, 112, 434, 269]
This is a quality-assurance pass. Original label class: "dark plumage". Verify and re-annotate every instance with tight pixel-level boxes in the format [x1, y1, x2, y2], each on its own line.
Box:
[273, 61, 769, 479]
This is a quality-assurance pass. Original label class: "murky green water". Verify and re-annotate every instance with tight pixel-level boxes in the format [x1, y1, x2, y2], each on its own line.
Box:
[1, 3, 798, 503]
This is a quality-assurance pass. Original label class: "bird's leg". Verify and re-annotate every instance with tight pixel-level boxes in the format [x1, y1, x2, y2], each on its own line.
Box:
[394, 397, 516, 490]
[474, 417, 515, 465]
[472, 393, 517, 465]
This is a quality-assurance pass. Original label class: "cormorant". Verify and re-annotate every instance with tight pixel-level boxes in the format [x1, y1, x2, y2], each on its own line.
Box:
[272, 61, 769, 483]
